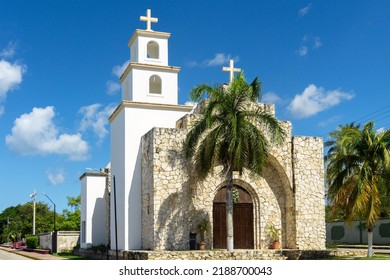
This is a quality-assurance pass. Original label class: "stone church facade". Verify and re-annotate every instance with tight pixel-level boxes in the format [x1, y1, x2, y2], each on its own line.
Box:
[142, 104, 326, 251]
[80, 9, 326, 252]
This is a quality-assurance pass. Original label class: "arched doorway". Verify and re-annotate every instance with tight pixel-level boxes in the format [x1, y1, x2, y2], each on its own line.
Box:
[213, 185, 254, 249]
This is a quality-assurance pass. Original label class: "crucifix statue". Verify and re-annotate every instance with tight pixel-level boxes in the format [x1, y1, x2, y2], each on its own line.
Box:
[222, 59, 241, 84]
[140, 9, 158, 31]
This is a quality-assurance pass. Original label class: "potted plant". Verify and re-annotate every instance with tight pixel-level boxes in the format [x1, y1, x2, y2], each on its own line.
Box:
[197, 218, 210, 250]
[266, 223, 281, 249]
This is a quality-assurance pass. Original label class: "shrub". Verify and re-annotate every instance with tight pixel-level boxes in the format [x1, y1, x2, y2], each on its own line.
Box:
[26, 235, 39, 249]
[326, 242, 338, 249]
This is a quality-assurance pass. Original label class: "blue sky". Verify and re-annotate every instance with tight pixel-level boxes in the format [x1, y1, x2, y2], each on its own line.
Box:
[0, 0, 389, 213]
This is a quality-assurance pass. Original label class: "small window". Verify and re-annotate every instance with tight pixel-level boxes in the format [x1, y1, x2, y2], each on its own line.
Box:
[147, 41, 159, 59]
[149, 75, 162, 94]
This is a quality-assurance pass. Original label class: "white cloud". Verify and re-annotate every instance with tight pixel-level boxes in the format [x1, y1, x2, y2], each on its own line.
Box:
[79, 103, 116, 144]
[297, 36, 322, 57]
[47, 169, 65, 185]
[0, 59, 26, 99]
[318, 115, 341, 127]
[0, 42, 16, 58]
[313, 37, 322, 49]
[113, 60, 130, 78]
[377, 127, 386, 133]
[297, 46, 308, 57]
[204, 53, 232, 66]
[106, 80, 121, 95]
[184, 101, 196, 106]
[0, 105, 3, 116]
[299, 4, 312, 17]
[189, 53, 239, 67]
[105, 60, 129, 95]
[262, 92, 282, 104]
[287, 84, 354, 118]
[5, 106, 89, 160]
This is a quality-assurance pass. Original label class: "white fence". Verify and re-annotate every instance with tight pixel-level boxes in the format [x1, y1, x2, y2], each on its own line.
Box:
[326, 219, 390, 245]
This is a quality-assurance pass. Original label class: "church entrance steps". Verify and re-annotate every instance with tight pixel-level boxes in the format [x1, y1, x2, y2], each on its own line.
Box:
[120, 249, 287, 260]
[78, 248, 366, 260]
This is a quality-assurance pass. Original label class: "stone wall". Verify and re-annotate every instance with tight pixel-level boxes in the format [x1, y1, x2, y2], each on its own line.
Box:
[122, 249, 287, 260]
[292, 136, 326, 249]
[142, 128, 191, 250]
[75, 249, 364, 260]
[38, 231, 80, 253]
[141, 105, 325, 251]
[57, 231, 80, 253]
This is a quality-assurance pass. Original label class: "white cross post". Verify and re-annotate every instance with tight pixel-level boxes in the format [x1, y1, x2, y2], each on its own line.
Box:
[222, 59, 241, 84]
[140, 9, 158, 31]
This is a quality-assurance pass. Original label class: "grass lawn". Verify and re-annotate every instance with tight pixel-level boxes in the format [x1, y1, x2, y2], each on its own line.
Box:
[54, 252, 90, 260]
[327, 254, 390, 260]
[352, 254, 390, 260]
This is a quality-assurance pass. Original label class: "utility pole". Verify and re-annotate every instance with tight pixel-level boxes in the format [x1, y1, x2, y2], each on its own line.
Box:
[7, 218, 12, 244]
[30, 190, 37, 235]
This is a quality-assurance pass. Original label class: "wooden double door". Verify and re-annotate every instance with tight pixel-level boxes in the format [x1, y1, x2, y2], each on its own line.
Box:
[213, 186, 254, 249]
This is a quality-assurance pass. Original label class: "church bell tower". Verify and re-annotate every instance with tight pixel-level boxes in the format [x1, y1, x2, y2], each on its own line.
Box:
[120, 9, 180, 105]
[109, 9, 192, 250]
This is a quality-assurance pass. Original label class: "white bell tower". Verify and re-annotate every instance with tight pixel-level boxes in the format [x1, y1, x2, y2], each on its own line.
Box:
[109, 9, 192, 250]
[120, 9, 179, 105]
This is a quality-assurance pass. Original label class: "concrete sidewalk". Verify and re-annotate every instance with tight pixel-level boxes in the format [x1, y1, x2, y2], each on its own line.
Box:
[0, 246, 65, 260]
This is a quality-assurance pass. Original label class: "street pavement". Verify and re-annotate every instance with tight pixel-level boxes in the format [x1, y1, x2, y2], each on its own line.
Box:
[0, 246, 65, 260]
[0, 248, 31, 260]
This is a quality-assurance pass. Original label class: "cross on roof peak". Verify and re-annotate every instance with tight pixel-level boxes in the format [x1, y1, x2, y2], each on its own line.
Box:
[222, 59, 241, 84]
[140, 9, 158, 31]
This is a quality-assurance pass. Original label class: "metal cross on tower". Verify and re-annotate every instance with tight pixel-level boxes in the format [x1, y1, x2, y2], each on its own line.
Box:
[140, 9, 158, 31]
[222, 59, 241, 84]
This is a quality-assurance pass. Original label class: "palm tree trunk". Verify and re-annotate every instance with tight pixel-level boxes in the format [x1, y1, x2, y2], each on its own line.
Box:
[367, 227, 374, 257]
[226, 167, 234, 252]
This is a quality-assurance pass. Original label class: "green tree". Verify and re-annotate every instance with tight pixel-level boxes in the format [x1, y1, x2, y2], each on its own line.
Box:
[185, 72, 285, 251]
[325, 121, 390, 256]
[57, 195, 81, 231]
[66, 195, 81, 211]
[0, 202, 53, 243]
[0, 195, 81, 242]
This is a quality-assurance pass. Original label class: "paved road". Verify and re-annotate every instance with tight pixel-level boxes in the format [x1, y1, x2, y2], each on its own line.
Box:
[0, 248, 31, 260]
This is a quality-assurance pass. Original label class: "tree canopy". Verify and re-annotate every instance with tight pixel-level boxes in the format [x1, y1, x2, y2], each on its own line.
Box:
[325, 121, 390, 256]
[0, 195, 81, 243]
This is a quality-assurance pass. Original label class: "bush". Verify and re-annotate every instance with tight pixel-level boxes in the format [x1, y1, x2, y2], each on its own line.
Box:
[326, 242, 338, 249]
[26, 235, 39, 249]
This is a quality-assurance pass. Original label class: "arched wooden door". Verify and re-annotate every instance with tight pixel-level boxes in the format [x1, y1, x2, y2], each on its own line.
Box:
[213, 185, 254, 249]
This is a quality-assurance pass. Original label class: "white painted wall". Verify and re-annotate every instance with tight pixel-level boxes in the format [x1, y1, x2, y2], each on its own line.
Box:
[122, 68, 178, 104]
[130, 33, 169, 65]
[110, 104, 192, 250]
[80, 174, 106, 249]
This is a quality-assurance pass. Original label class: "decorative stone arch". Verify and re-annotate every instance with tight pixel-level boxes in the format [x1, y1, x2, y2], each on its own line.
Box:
[212, 181, 257, 249]
[259, 154, 296, 249]
[149, 74, 162, 94]
[147, 41, 159, 59]
[189, 151, 296, 250]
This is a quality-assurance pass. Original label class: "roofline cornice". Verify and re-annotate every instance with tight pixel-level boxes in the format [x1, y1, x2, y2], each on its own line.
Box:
[109, 101, 193, 123]
[128, 29, 171, 47]
[120, 62, 180, 82]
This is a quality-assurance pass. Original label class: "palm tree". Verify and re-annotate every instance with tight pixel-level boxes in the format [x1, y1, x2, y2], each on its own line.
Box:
[325, 121, 390, 256]
[185, 72, 286, 251]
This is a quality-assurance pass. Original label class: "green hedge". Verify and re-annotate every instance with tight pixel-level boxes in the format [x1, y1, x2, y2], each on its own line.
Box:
[26, 235, 39, 249]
